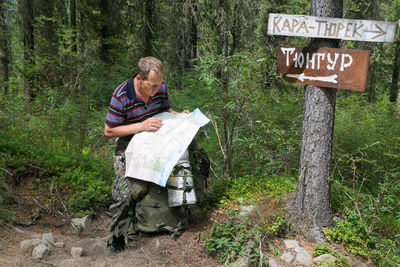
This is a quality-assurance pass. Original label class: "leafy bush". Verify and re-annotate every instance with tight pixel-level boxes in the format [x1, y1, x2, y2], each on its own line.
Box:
[202, 208, 266, 265]
[324, 214, 400, 266]
[221, 174, 296, 204]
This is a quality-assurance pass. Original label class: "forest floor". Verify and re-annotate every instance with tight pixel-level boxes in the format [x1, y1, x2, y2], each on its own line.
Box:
[0, 175, 219, 266]
[0, 176, 375, 267]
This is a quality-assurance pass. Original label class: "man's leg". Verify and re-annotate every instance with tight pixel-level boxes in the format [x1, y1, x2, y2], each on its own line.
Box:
[108, 139, 133, 252]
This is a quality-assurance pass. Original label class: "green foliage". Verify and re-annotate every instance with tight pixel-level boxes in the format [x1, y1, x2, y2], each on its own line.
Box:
[329, 96, 400, 266]
[324, 215, 400, 266]
[332, 97, 400, 236]
[221, 174, 296, 204]
[0, 92, 113, 215]
[202, 208, 266, 266]
[0, 177, 14, 224]
[313, 243, 331, 257]
[312, 244, 350, 266]
[262, 214, 289, 238]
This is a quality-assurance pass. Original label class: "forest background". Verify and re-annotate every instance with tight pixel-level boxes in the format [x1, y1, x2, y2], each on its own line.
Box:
[0, 0, 399, 266]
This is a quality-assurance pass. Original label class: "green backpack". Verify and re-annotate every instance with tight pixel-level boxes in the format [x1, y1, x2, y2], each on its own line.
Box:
[135, 183, 189, 236]
[115, 142, 209, 239]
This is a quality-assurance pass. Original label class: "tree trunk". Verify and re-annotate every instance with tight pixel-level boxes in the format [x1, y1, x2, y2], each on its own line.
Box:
[144, 0, 153, 56]
[70, 0, 77, 53]
[184, 0, 198, 69]
[0, 0, 10, 94]
[390, 41, 400, 103]
[18, 0, 34, 103]
[99, 0, 110, 63]
[287, 0, 343, 243]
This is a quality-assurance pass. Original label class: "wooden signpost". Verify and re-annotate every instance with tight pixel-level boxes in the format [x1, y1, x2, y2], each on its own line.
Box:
[268, 13, 396, 43]
[277, 46, 371, 91]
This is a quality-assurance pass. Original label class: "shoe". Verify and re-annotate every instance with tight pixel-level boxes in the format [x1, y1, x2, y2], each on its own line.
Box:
[108, 235, 126, 254]
[125, 235, 136, 248]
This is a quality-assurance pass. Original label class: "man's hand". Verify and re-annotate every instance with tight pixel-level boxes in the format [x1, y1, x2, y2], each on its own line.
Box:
[141, 117, 163, 131]
[182, 110, 190, 114]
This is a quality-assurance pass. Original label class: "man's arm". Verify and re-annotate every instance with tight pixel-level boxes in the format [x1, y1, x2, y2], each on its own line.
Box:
[104, 117, 162, 138]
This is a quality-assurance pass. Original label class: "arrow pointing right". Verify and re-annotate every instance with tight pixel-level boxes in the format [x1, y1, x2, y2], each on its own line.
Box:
[364, 24, 387, 39]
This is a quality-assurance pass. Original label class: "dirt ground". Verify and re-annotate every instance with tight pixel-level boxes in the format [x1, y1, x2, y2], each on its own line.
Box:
[0, 176, 220, 267]
[0, 177, 375, 267]
[0, 205, 218, 267]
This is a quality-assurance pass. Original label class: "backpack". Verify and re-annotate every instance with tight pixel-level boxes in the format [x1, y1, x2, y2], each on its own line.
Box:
[120, 140, 209, 238]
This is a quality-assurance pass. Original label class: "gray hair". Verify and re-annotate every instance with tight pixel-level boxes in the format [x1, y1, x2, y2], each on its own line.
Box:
[138, 57, 163, 80]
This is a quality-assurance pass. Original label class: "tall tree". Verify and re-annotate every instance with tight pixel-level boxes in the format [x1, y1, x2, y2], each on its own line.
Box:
[0, 0, 11, 94]
[144, 0, 154, 56]
[99, 0, 111, 63]
[18, 0, 34, 103]
[287, 0, 343, 243]
[70, 0, 77, 53]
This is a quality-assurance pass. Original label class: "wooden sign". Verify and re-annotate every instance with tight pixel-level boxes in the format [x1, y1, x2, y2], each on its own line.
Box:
[268, 13, 396, 42]
[277, 46, 371, 91]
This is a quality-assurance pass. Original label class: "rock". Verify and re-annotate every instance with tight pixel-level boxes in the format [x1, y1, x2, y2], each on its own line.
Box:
[283, 239, 299, 249]
[71, 247, 84, 257]
[239, 205, 254, 216]
[32, 239, 50, 247]
[313, 254, 336, 265]
[268, 258, 280, 267]
[280, 251, 295, 264]
[294, 246, 313, 266]
[21, 238, 49, 249]
[71, 215, 93, 231]
[32, 244, 49, 259]
[54, 242, 65, 248]
[20, 239, 34, 249]
[42, 233, 55, 245]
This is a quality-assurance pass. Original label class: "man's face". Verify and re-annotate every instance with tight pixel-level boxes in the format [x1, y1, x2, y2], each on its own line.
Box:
[139, 70, 163, 98]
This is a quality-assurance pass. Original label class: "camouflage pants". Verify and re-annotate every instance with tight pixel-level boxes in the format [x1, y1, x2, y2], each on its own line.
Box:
[109, 138, 148, 238]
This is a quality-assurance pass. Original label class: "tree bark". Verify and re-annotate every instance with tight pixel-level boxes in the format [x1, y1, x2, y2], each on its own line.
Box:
[70, 0, 77, 53]
[390, 41, 400, 103]
[18, 0, 34, 103]
[144, 0, 154, 56]
[0, 0, 10, 94]
[287, 0, 343, 243]
[99, 0, 110, 63]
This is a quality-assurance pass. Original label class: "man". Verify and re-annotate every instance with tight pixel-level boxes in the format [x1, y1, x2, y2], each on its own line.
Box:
[104, 57, 189, 253]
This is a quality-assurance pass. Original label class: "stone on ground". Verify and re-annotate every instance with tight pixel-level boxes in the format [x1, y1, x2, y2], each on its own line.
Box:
[313, 254, 336, 265]
[42, 233, 55, 245]
[283, 239, 299, 249]
[71, 247, 84, 257]
[267, 258, 280, 267]
[294, 246, 313, 266]
[280, 251, 295, 264]
[71, 214, 93, 231]
[32, 244, 49, 259]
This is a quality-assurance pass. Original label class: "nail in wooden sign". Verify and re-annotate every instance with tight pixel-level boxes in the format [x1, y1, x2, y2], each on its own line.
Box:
[277, 46, 371, 91]
[268, 14, 396, 43]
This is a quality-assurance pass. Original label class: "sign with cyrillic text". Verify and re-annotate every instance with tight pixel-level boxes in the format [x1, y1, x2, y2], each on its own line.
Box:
[277, 46, 370, 91]
[268, 14, 396, 42]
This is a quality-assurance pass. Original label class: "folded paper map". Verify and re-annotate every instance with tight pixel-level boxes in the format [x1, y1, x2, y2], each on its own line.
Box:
[125, 108, 210, 187]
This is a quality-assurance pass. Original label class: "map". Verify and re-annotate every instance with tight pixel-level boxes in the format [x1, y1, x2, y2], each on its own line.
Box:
[124, 108, 210, 187]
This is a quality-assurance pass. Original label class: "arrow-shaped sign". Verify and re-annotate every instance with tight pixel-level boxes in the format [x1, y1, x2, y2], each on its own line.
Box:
[287, 73, 338, 83]
[268, 14, 396, 43]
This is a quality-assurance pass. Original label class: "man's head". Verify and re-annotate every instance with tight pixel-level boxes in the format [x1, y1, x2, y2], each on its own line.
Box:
[136, 57, 164, 99]
[138, 57, 163, 81]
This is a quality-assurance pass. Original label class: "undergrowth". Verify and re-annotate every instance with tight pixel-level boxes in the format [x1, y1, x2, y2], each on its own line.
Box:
[202, 207, 267, 266]
[0, 107, 113, 217]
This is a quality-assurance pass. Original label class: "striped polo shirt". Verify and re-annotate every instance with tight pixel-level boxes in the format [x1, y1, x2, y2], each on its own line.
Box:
[105, 74, 170, 136]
